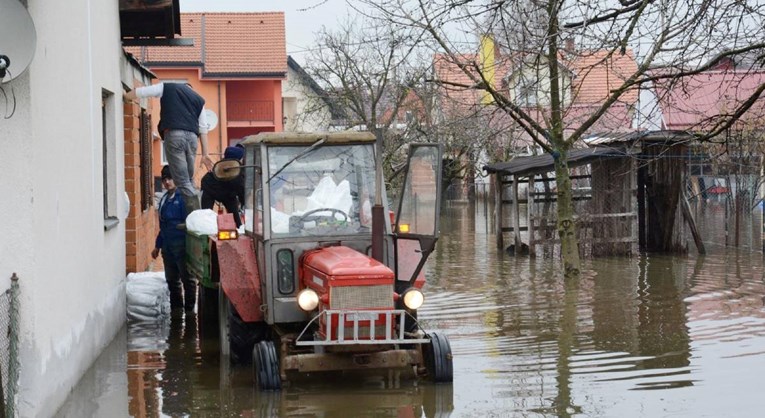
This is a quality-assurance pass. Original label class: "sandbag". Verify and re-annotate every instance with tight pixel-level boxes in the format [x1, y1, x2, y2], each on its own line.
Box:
[126, 271, 171, 322]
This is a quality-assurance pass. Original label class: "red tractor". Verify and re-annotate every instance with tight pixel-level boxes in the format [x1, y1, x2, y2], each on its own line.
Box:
[187, 132, 452, 390]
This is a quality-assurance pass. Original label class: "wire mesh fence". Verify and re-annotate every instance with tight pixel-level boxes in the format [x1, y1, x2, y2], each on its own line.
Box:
[0, 275, 20, 418]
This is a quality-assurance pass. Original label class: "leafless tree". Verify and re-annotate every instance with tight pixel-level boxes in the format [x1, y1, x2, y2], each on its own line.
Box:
[357, 0, 765, 277]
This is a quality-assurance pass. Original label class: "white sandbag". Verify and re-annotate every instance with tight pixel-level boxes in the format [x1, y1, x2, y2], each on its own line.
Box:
[185, 209, 218, 235]
[126, 271, 170, 322]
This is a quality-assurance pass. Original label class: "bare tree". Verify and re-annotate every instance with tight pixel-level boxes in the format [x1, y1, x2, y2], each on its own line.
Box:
[358, 0, 765, 277]
[304, 16, 430, 178]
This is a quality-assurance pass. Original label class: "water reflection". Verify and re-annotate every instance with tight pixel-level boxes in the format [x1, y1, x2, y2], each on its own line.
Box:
[58, 199, 765, 417]
[122, 313, 454, 417]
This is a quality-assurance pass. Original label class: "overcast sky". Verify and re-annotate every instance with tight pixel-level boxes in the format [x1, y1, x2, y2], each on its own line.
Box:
[180, 0, 355, 62]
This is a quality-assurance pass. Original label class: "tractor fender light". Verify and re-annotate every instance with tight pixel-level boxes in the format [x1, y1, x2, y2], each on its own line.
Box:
[402, 288, 424, 310]
[297, 288, 319, 311]
[217, 230, 238, 240]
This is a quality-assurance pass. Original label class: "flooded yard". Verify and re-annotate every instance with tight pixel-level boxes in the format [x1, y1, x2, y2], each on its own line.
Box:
[58, 203, 765, 417]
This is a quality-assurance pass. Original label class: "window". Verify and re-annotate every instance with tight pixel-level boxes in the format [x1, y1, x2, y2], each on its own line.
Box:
[102, 89, 118, 230]
[139, 110, 153, 211]
[276, 249, 295, 294]
[514, 75, 537, 107]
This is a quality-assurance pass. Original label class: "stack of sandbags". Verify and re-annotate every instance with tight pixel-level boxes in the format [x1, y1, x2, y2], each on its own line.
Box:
[126, 271, 171, 322]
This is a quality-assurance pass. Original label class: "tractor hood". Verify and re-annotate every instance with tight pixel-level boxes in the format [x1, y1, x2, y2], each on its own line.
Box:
[302, 246, 394, 281]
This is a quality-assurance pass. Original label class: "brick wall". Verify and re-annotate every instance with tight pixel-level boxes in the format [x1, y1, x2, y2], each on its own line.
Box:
[124, 99, 158, 273]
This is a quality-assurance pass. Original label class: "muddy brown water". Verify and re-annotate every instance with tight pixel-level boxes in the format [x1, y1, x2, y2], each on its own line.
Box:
[58, 203, 765, 417]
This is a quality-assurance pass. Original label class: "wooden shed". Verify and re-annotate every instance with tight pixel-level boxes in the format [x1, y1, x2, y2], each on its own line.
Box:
[484, 131, 703, 257]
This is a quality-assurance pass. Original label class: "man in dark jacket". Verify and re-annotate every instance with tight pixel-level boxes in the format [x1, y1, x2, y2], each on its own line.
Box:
[201, 145, 246, 227]
[127, 82, 213, 215]
[152, 166, 196, 311]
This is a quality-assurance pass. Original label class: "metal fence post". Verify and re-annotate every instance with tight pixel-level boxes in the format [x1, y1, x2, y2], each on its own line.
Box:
[6, 274, 19, 418]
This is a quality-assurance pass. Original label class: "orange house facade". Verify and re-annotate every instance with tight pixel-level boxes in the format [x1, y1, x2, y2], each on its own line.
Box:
[127, 12, 286, 175]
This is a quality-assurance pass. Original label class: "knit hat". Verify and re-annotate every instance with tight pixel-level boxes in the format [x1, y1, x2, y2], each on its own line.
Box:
[224, 145, 244, 161]
[161, 165, 172, 180]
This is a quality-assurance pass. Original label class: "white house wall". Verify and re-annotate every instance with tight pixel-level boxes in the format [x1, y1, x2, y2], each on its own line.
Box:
[283, 65, 331, 132]
[0, 1, 128, 416]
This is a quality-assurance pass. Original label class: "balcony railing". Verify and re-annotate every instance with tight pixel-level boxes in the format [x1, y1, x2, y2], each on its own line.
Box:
[227, 100, 274, 123]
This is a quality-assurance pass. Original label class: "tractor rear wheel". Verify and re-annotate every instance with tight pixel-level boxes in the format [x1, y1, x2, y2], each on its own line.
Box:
[423, 332, 453, 383]
[218, 290, 232, 358]
[253, 340, 282, 390]
[229, 306, 268, 364]
[197, 284, 219, 339]
[218, 290, 268, 364]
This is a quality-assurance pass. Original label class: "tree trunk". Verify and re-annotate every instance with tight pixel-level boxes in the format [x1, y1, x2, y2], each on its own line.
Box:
[554, 151, 581, 278]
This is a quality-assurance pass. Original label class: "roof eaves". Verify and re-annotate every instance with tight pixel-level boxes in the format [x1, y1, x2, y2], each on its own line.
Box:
[201, 71, 287, 79]
[142, 61, 204, 68]
[123, 49, 157, 80]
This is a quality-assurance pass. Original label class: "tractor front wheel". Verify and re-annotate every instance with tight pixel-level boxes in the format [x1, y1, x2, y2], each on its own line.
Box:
[423, 332, 453, 383]
[253, 340, 282, 390]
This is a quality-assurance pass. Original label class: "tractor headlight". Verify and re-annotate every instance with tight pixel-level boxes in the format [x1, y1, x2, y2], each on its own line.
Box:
[402, 288, 424, 310]
[297, 288, 319, 311]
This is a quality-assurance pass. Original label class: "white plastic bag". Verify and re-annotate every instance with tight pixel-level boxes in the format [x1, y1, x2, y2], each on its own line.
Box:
[185, 209, 218, 235]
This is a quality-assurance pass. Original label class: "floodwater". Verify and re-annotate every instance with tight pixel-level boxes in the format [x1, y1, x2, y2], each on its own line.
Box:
[58, 201, 765, 417]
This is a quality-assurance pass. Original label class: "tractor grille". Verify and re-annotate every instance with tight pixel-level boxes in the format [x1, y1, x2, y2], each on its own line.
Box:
[343, 325, 388, 339]
[330, 285, 394, 309]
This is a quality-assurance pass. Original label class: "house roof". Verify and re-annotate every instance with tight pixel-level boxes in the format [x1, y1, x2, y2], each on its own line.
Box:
[567, 50, 639, 105]
[433, 48, 639, 136]
[433, 53, 509, 110]
[125, 12, 287, 78]
[654, 70, 765, 131]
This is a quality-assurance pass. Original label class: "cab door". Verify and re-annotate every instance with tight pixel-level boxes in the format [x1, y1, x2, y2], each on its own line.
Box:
[393, 144, 443, 287]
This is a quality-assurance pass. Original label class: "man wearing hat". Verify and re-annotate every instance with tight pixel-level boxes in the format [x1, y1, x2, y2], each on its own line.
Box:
[200, 145, 246, 227]
[152, 165, 196, 312]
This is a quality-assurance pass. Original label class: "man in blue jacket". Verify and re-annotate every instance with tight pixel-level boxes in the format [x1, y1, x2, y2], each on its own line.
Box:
[152, 166, 195, 311]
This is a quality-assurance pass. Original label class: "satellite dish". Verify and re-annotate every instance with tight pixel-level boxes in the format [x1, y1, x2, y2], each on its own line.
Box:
[0, 0, 37, 83]
[204, 109, 219, 131]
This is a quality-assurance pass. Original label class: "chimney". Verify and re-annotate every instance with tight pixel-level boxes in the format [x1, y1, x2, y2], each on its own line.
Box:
[564, 37, 575, 53]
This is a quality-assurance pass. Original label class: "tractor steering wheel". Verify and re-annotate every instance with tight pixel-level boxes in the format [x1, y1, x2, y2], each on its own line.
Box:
[296, 207, 349, 225]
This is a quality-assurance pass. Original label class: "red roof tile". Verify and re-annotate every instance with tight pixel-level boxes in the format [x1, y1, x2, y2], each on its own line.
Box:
[567, 50, 639, 105]
[654, 70, 765, 131]
[125, 12, 286, 77]
[433, 49, 638, 135]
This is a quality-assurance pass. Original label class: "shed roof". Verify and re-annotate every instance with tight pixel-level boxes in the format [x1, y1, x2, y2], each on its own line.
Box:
[483, 146, 628, 177]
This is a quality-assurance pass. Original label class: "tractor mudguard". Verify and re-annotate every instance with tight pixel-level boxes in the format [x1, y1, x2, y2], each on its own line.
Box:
[396, 239, 426, 288]
[216, 235, 263, 322]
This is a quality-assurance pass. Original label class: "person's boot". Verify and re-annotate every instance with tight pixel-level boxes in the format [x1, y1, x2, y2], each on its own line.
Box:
[178, 193, 201, 230]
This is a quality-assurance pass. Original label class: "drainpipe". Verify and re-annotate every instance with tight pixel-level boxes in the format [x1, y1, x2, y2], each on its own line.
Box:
[218, 81, 223, 151]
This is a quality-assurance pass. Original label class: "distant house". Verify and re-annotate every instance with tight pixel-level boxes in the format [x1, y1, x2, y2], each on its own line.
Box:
[432, 44, 639, 190]
[126, 12, 288, 169]
[433, 46, 638, 145]
[283, 56, 343, 132]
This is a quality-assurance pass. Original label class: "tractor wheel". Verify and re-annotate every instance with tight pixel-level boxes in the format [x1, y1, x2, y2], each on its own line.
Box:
[218, 289, 268, 364]
[197, 285, 219, 339]
[229, 306, 268, 364]
[253, 340, 282, 391]
[423, 332, 453, 383]
[218, 290, 232, 358]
